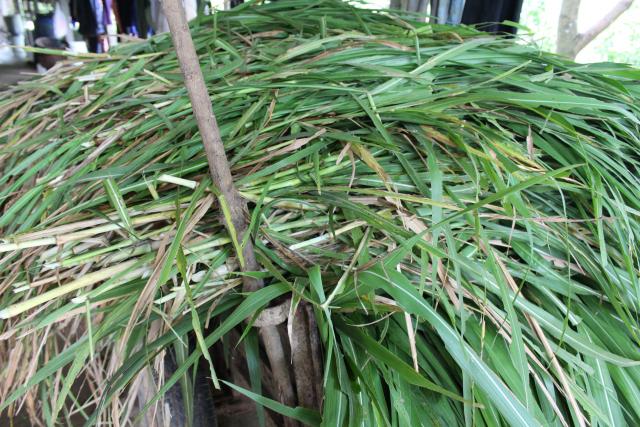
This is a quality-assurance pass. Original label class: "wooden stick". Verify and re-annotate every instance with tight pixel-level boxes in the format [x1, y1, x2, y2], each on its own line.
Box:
[158, 1, 299, 423]
[159, 0, 262, 292]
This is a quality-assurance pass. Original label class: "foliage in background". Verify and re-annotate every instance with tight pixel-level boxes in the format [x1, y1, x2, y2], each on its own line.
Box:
[1, 0, 640, 426]
[520, 0, 640, 65]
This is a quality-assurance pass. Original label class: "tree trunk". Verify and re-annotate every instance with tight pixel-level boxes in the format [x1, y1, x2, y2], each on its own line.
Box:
[557, 0, 634, 59]
[557, 0, 580, 58]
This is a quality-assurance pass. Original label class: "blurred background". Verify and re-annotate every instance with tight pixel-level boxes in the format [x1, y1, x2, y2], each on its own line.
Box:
[520, 0, 640, 65]
[1, 0, 638, 85]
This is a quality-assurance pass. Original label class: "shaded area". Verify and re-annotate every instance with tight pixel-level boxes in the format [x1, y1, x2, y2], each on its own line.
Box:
[0, 63, 34, 87]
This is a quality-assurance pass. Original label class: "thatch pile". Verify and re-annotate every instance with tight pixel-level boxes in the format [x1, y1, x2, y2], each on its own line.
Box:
[1, 0, 640, 425]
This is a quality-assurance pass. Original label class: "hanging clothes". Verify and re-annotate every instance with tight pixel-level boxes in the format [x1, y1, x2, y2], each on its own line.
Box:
[461, 0, 524, 34]
[138, 0, 150, 38]
[429, 0, 466, 25]
[103, 0, 113, 29]
[119, 0, 151, 39]
[113, 0, 139, 36]
[71, 0, 113, 52]
[54, 0, 75, 48]
[71, 0, 103, 37]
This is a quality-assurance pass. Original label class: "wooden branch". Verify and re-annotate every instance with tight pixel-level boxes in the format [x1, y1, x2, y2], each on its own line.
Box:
[158, 2, 299, 424]
[574, 0, 633, 54]
[159, 0, 262, 293]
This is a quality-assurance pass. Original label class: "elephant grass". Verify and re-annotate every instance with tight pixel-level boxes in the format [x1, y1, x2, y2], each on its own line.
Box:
[1, 0, 640, 425]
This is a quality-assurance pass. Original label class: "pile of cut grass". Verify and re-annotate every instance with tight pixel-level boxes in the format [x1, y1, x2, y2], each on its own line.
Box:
[1, 1, 640, 425]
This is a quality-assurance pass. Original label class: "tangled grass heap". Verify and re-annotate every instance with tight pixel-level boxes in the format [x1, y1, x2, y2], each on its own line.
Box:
[1, 1, 640, 425]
